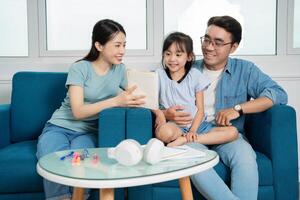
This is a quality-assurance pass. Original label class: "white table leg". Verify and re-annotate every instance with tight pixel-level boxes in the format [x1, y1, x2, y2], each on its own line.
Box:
[179, 176, 194, 200]
[100, 188, 114, 200]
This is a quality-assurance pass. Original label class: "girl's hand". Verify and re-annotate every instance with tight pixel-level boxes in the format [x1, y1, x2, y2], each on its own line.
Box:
[185, 131, 198, 142]
[114, 86, 145, 107]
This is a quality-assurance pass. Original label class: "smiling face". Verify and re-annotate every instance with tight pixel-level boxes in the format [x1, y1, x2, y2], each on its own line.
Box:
[202, 25, 238, 71]
[163, 42, 191, 77]
[96, 32, 126, 66]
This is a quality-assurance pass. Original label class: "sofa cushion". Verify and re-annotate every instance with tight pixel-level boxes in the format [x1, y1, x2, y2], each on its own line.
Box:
[0, 140, 43, 193]
[258, 186, 275, 200]
[99, 108, 127, 147]
[11, 72, 67, 142]
[126, 108, 154, 144]
[153, 187, 181, 200]
[0, 193, 45, 200]
[152, 182, 275, 200]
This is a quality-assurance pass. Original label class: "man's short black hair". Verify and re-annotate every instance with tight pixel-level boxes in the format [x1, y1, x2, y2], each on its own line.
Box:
[207, 16, 242, 44]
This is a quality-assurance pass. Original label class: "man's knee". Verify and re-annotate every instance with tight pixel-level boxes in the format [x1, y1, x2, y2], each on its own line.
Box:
[234, 142, 256, 166]
[217, 138, 257, 165]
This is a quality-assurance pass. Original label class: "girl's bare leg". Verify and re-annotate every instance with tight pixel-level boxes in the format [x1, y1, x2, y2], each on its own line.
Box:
[195, 126, 238, 145]
[155, 122, 183, 144]
[167, 136, 187, 147]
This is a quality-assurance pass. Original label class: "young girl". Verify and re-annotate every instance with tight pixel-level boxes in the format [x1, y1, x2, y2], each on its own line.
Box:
[154, 32, 238, 147]
[36, 19, 144, 200]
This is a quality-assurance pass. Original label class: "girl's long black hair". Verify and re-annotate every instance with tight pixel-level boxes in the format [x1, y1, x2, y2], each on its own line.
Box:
[162, 32, 195, 81]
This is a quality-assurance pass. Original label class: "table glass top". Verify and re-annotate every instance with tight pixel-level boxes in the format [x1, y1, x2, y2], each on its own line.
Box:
[38, 146, 217, 180]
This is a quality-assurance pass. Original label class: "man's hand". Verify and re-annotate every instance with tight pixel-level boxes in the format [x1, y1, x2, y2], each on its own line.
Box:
[215, 108, 240, 126]
[164, 105, 192, 126]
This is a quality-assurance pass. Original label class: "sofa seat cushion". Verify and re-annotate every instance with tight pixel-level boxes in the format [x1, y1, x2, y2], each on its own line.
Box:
[0, 140, 43, 193]
[153, 187, 181, 200]
[0, 192, 45, 200]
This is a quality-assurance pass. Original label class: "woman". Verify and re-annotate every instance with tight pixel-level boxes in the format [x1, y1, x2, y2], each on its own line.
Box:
[36, 19, 144, 200]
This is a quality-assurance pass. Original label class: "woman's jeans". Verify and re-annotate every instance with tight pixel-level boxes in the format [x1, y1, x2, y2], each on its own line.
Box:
[36, 123, 97, 200]
[190, 134, 258, 200]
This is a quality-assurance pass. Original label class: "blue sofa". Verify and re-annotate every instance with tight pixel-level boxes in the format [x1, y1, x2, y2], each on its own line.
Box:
[0, 72, 126, 200]
[124, 107, 298, 200]
[0, 71, 298, 200]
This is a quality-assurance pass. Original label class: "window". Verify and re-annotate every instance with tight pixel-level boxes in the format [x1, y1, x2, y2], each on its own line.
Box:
[293, 0, 300, 48]
[40, 0, 152, 56]
[287, 0, 300, 54]
[0, 0, 28, 57]
[164, 0, 277, 55]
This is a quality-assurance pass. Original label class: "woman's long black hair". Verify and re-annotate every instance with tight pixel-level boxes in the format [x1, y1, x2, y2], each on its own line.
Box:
[80, 19, 126, 62]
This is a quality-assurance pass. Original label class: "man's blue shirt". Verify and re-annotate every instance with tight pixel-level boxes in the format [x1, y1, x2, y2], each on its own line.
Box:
[193, 57, 288, 133]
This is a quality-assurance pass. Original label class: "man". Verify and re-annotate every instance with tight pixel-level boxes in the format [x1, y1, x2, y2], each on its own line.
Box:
[164, 16, 287, 200]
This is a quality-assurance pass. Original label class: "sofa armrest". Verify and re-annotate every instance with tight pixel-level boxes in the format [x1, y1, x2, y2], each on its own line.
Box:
[98, 107, 126, 200]
[126, 108, 154, 145]
[245, 104, 298, 199]
[0, 104, 11, 148]
[98, 107, 127, 147]
[126, 108, 155, 200]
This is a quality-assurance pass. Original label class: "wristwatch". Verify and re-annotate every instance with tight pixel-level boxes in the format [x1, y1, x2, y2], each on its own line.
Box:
[233, 104, 243, 116]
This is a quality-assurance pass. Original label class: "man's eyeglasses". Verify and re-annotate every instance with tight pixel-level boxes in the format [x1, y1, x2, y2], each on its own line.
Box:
[200, 36, 233, 49]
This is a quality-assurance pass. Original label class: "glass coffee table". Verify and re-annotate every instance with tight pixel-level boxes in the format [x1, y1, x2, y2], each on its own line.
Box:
[37, 147, 218, 200]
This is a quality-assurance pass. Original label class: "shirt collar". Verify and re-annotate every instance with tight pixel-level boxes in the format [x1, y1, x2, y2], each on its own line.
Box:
[197, 57, 232, 75]
[224, 57, 233, 75]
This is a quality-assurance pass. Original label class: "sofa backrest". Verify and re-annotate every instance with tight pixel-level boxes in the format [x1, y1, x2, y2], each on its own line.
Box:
[11, 71, 67, 142]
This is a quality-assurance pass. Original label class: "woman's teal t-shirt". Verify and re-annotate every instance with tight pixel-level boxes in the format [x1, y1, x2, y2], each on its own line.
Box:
[48, 60, 127, 133]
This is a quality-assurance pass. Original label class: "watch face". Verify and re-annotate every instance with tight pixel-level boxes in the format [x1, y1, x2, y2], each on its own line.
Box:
[234, 104, 242, 111]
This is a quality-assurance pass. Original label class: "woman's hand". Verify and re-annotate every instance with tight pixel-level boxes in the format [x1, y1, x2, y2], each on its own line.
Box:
[114, 85, 145, 107]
